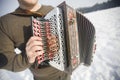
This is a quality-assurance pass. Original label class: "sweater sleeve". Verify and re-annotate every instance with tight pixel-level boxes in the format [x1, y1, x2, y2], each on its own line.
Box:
[0, 17, 32, 72]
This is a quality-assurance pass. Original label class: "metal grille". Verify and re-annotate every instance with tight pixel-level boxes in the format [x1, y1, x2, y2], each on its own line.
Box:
[45, 8, 67, 71]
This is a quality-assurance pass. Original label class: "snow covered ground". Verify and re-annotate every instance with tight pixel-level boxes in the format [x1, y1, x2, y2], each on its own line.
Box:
[71, 7, 120, 80]
[0, 7, 120, 80]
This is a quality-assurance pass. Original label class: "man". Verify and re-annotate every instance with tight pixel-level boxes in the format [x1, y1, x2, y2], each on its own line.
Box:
[0, 0, 70, 80]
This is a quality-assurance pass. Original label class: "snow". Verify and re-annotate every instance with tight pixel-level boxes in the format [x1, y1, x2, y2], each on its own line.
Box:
[71, 7, 120, 80]
[0, 7, 120, 80]
[0, 69, 34, 80]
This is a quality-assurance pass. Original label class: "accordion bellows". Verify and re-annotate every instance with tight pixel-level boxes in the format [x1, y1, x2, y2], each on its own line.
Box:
[31, 1, 96, 74]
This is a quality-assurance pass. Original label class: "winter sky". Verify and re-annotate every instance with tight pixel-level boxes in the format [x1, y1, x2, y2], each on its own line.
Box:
[0, 0, 108, 16]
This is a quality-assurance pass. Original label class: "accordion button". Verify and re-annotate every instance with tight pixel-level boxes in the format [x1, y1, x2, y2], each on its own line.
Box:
[37, 29, 41, 33]
[33, 24, 37, 28]
[38, 34, 41, 37]
[34, 29, 36, 32]
[34, 33, 37, 36]
[37, 26, 40, 29]
[37, 21, 40, 25]
[33, 19, 37, 23]
[40, 58, 42, 60]
[33, 25, 36, 28]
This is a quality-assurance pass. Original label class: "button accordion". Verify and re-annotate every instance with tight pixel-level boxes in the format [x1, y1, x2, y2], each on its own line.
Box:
[31, 2, 96, 74]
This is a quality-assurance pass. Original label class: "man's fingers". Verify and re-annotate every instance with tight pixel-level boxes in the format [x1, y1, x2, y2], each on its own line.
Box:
[26, 36, 44, 63]
[26, 36, 42, 46]
[27, 40, 43, 51]
[27, 50, 44, 63]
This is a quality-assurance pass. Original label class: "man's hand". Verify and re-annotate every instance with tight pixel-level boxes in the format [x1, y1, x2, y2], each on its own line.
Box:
[26, 36, 44, 64]
[25, 34, 59, 64]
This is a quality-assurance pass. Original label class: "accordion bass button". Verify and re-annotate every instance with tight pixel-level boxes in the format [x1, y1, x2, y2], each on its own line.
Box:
[33, 24, 36, 28]
[37, 21, 40, 25]
[38, 34, 41, 37]
[33, 19, 37, 23]
[37, 26, 41, 29]
[33, 29, 36, 32]
[33, 25, 36, 28]
[37, 29, 41, 33]
[34, 33, 37, 36]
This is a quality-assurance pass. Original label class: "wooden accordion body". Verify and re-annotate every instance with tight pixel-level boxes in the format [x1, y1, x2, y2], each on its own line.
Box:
[31, 2, 96, 74]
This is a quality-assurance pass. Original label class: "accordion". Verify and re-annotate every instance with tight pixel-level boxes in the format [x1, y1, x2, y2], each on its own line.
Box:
[31, 2, 96, 74]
